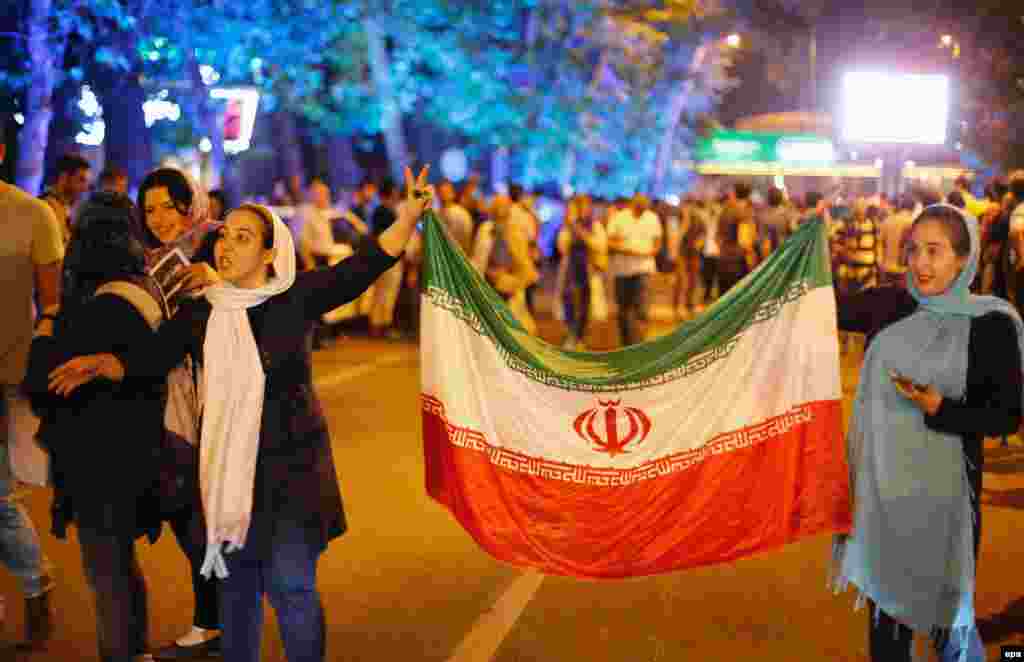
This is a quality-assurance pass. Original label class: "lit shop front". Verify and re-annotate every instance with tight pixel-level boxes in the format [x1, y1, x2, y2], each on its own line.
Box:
[692, 130, 880, 198]
[692, 127, 970, 199]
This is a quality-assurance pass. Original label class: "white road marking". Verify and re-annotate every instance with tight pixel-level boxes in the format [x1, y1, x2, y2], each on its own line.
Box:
[446, 571, 545, 662]
[313, 353, 412, 390]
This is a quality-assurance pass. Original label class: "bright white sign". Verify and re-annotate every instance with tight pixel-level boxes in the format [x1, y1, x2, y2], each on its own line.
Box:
[210, 87, 260, 154]
[777, 138, 834, 163]
[841, 72, 949, 144]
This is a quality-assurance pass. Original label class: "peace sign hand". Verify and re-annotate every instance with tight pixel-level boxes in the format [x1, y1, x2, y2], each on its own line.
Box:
[404, 165, 435, 219]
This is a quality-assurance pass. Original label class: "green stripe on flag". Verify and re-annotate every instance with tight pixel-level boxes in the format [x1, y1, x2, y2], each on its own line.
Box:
[421, 213, 832, 391]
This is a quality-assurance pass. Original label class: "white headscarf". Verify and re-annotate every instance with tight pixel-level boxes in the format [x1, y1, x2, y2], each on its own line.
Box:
[199, 205, 296, 579]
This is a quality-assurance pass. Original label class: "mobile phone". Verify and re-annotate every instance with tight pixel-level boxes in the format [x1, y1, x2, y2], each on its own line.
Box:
[888, 369, 925, 393]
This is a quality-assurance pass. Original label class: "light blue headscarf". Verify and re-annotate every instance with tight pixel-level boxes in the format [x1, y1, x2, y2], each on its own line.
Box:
[833, 204, 1024, 661]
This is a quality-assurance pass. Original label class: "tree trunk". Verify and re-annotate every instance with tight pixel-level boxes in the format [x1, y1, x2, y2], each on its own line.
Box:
[651, 81, 692, 197]
[17, 0, 60, 195]
[270, 109, 305, 200]
[97, 72, 153, 189]
[364, 16, 409, 182]
[42, 82, 78, 183]
[326, 133, 361, 192]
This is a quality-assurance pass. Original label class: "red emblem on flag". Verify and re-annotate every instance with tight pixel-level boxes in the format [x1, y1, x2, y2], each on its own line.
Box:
[573, 399, 652, 457]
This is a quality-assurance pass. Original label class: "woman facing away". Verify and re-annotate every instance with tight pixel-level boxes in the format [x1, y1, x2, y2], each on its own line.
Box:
[24, 192, 169, 662]
[832, 204, 1024, 662]
[46, 167, 435, 662]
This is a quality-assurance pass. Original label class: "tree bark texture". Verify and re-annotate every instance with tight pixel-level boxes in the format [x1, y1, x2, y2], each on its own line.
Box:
[17, 0, 60, 195]
[97, 72, 153, 190]
[270, 109, 305, 199]
[364, 16, 409, 183]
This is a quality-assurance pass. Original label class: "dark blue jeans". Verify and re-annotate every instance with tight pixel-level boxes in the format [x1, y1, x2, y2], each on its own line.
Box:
[77, 526, 149, 662]
[613, 274, 648, 347]
[562, 269, 591, 341]
[220, 523, 324, 662]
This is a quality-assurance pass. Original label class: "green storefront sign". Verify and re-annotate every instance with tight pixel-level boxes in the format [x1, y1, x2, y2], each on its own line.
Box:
[695, 130, 835, 165]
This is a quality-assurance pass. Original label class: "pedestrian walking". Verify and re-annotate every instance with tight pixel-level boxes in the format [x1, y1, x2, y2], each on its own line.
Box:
[606, 194, 662, 346]
[0, 138, 59, 650]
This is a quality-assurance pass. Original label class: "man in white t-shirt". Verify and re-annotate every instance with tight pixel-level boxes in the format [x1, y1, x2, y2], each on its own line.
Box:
[298, 179, 354, 271]
[606, 193, 663, 346]
[0, 137, 61, 647]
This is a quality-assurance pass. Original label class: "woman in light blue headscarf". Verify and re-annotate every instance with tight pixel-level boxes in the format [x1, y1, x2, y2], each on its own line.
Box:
[832, 204, 1023, 662]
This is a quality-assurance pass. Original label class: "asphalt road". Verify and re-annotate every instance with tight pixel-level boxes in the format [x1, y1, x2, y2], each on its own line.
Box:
[2, 285, 1023, 662]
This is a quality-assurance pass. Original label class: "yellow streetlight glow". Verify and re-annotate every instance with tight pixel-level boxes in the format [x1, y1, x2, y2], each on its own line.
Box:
[726, 33, 741, 48]
[940, 34, 953, 47]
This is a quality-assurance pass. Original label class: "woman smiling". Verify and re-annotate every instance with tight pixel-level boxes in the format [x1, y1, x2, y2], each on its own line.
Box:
[832, 204, 1024, 662]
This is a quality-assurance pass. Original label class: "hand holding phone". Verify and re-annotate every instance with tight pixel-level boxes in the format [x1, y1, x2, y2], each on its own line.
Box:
[888, 369, 926, 395]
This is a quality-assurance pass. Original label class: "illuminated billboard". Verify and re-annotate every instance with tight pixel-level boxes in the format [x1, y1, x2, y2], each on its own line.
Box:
[841, 72, 949, 145]
[694, 130, 835, 165]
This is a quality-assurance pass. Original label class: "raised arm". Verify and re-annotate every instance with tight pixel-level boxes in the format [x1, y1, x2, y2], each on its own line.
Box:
[299, 166, 434, 320]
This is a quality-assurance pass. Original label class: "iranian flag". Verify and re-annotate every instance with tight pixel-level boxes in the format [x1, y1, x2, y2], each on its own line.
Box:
[420, 213, 851, 579]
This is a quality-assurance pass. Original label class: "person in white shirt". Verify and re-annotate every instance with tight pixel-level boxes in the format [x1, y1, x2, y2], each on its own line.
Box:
[298, 179, 354, 271]
[439, 180, 474, 255]
[606, 193, 662, 346]
[508, 185, 541, 315]
[298, 179, 358, 348]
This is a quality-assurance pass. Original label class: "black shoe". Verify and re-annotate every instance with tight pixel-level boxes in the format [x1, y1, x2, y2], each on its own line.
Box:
[17, 591, 53, 650]
[153, 636, 222, 659]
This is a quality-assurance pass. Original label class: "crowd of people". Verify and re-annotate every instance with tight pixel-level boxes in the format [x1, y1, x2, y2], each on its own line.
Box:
[2, 130, 1024, 662]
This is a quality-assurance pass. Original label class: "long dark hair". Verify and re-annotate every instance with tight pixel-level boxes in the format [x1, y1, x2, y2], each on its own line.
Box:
[58, 192, 150, 335]
[136, 167, 194, 249]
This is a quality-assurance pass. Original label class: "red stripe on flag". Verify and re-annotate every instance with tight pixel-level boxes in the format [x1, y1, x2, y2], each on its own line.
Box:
[423, 397, 851, 579]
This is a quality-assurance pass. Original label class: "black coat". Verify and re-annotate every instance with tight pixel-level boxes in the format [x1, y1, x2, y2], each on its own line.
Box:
[25, 279, 168, 541]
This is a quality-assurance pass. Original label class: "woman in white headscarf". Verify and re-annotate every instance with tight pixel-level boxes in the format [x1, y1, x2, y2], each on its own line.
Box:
[48, 167, 435, 662]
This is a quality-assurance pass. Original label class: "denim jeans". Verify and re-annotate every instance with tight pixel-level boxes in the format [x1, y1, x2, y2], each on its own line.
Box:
[869, 600, 985, 662]
[0, 384, 51, 598]
[562, 270, 591, 341]
[220, 522, 325, 662]
[613, 274, 648, 347]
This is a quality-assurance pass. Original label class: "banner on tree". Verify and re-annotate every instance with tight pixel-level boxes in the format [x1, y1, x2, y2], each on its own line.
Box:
[420, 212, 851, 579]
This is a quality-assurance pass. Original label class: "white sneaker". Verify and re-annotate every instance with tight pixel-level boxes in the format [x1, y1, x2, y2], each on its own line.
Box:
[175, 626, 220, 647]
